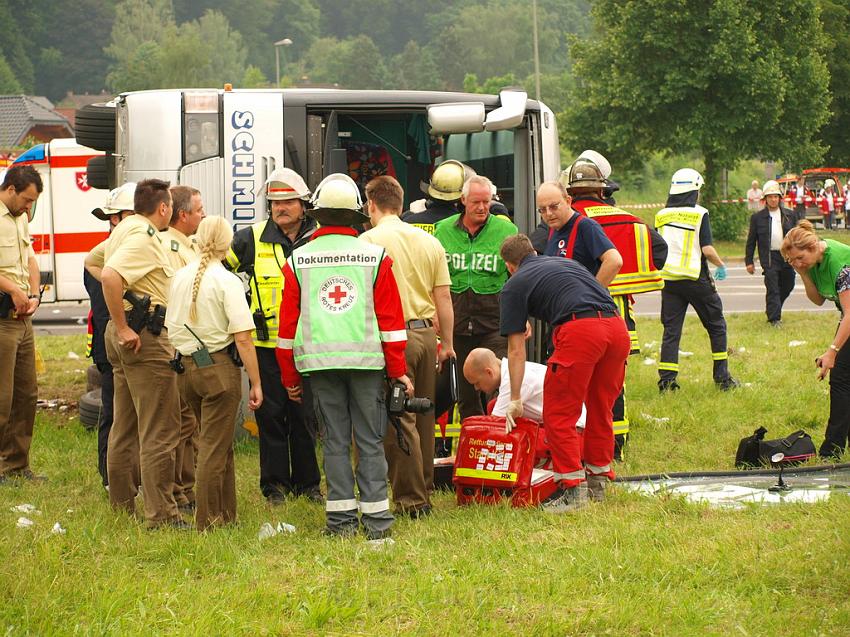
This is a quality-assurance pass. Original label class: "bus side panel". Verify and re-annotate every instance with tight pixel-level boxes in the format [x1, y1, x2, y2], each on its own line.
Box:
[180, 157, 224, 220]
[223, 92, 284, 231]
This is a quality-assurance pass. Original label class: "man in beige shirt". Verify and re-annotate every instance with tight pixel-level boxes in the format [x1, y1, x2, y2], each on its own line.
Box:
[101, 178, 188, 529]
[0, 165, 44, 483]
[360, 175, 456, 517]
[164, 185, 204, 513]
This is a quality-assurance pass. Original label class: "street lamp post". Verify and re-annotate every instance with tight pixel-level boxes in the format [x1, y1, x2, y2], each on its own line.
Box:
[274, 38, 292, 88]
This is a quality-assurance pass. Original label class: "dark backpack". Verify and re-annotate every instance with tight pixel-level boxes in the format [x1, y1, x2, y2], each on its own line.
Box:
[735, 427, 816, 469]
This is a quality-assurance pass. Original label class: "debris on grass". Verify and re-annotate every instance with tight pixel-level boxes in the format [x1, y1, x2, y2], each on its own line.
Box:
[16, 517, 34, 529]
[67, 351, 80, 360]
[640, 413, 671, 425]
[258, 521, 296, 540]
[36, 399, 75, 411]
[678, 350, 693, 357]
[643, 357, 656, 366]
[51, 522, 66, 535]
[367, 537, 395, 549]
[10, 504, 40, 514]
[788, 340, 807, 347]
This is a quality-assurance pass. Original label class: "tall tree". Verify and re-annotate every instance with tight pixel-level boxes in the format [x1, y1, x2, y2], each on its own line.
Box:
[819, 0, 850, 166]
[300, 35, 387, 89]
[564, 0, 830, 198]
[0, 55, 23, 93]
[0, 1, 37, 92]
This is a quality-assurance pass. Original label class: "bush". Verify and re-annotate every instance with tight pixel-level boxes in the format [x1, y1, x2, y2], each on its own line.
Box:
[709, 201, 748, 241]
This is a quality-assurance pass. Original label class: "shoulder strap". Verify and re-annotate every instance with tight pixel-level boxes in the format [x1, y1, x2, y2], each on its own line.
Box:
[564, 214, 584, 259]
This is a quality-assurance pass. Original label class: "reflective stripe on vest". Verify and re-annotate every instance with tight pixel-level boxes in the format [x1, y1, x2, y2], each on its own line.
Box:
[574, 200, 664, 295]
[290, 235, 387, 373]
[654, 207, 707, 281]
[250, 222, 287, 347]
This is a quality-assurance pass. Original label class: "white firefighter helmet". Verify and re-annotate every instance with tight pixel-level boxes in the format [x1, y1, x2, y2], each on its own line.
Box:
[91, 182, 136, 220]
[308, 173, 367, 226]
[824, 178, 836, 190]
[426, 160, 476, 201]
[669, 168, 704, 195]
[264, 168, 311, 201]
[577, 149, 612, 180]
[762, 180, 782, 197]
[561, 157, 607, 191]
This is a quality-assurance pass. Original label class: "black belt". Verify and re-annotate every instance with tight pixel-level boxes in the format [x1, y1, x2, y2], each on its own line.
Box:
[406, 318, 433, 329]
[559, 310, 618, 324]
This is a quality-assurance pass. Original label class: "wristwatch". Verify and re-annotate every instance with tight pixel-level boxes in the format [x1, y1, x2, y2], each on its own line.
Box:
[829, 344, 840, 352]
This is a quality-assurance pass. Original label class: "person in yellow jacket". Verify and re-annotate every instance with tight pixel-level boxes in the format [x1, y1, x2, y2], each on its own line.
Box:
[224, 168, 321, 504]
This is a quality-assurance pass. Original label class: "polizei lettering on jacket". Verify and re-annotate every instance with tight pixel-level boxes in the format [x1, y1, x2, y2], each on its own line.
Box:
[230, 110, 255, 223]
[447, 252, 500, 272]
[294, 252, 380, 268]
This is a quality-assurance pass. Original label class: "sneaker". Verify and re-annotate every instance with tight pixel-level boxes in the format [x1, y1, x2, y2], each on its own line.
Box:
[540, 484, 588, 513]
[658, 379, 681, 393]
[716, 376, 741, 391]
[301, 487, 324, 504]
[11, 469, 47, 482]
[586, 475, 608, 502]
[148, 517, 193, 531]
[177, 501, 196, 515]
[408, 505, 433, 520]
[321, 523, 359, 538]
[363, 526, 392, 541]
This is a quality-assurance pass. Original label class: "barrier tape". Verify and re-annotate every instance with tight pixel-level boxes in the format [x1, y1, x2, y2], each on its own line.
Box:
[620, 196, 848, 210]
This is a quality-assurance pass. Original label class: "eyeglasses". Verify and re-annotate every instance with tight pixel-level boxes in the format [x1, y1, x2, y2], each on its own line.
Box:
[537, 201, 562, 215]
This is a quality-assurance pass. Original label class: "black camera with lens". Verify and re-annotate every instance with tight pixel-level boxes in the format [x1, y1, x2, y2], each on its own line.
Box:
[388, 382, 432, 416]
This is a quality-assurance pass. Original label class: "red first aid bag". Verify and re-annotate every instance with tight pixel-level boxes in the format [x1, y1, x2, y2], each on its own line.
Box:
[453, 415, 557, 507]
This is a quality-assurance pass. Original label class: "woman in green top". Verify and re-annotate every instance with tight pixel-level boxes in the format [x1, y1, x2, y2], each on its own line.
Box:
[781, 220, 850, 459]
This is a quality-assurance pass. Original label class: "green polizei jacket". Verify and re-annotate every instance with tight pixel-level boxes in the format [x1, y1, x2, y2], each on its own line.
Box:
[433, 213, 517, 295]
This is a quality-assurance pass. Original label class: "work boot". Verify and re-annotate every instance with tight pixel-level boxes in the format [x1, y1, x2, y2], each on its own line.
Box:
[301, 487, 324, 504]
[321, 522, 359, 538]
[586, 475, 608, 502]
[540, 483, 588, 513]
[658, 378, 680, 393]
[716, 376, 741, 391]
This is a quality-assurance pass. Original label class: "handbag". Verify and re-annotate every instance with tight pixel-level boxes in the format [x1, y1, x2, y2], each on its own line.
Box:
[735, 427, 816, 468]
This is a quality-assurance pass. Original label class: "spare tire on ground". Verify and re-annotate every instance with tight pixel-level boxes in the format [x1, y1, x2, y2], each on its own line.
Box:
[79, 388, 102, 431]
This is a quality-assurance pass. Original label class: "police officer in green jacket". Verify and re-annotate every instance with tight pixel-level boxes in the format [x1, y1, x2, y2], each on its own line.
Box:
[434, 174, 517, 420]
[224, 168, 322, 504]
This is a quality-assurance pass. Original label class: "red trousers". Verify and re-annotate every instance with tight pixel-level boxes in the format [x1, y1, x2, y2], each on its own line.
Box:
[543, 317, 630, 487]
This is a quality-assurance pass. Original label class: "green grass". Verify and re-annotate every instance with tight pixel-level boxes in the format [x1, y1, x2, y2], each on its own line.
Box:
[2, 314, 850, 636]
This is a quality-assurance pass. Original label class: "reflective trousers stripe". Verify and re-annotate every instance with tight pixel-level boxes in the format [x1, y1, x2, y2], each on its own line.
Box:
[359, 499, 390, 514]
[712, 351, 728, 361]
[586, 463, 611, 475]
[326, 498, 358, 512]
[553, 469, 585, 482]
[613, 419, 629, 435]
[658, 362, 679, 372]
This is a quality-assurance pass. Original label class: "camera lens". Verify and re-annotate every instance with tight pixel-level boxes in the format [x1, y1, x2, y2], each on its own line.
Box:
[403, 396, 433, 414]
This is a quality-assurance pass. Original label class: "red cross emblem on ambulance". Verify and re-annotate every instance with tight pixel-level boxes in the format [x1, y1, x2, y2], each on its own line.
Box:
[319, 275, 357, 314]
[76, 172, 92, 192]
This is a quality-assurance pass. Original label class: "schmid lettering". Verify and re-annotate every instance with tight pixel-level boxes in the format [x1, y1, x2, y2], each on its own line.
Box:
[230, 110, 256, 222]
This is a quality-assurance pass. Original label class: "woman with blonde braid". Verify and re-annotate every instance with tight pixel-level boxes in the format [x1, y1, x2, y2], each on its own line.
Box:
[166, 216, 262, 530]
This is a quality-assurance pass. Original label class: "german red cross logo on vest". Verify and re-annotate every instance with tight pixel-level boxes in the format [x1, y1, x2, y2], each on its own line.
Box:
[319, 275, 357, 314]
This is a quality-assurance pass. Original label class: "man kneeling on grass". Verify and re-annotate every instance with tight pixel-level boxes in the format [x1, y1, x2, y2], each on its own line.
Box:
[462, 347, 586, 428]
[498, 234, 629, 512]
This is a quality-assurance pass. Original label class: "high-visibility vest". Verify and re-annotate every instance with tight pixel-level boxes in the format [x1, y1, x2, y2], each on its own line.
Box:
[289, 234, 389, 373]
[248, 222, 286, 347]
[654, 206, 707, 281]
[572, 199, 664, 295]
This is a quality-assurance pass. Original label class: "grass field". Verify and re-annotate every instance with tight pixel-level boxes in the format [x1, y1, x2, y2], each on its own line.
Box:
[2, 314, 850, 636]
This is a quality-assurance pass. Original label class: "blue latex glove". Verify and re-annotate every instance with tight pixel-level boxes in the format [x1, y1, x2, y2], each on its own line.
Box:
[714, 265, 727, 281]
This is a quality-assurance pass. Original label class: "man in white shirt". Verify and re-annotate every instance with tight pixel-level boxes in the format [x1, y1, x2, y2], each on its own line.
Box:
[744, 180, 796, 326]
[462, 347, 586, 427]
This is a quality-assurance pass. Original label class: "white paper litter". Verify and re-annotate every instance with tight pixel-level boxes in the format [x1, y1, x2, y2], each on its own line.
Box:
[67, 351, 80, 359]
[258, 521, 296, 540]
[643, 358, 656, 366]
[738, 347, 747, 353]
[10, 503, 39, 514]
[678, 350, 693, 357]
[641, 413, 671, 425]
[643, 341, 657, 350]
[16, 517, 34, 528]
[51, 522, 66, 535]
[788, 340, 807, 347]
[367, 537, 395, 549]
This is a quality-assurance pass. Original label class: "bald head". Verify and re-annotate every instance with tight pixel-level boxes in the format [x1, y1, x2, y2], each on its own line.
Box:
[463, 348, 502, 395]
[536, 181, 573, 231]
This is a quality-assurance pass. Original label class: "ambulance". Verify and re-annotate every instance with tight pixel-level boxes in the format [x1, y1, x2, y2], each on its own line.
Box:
[75, 86, 560, 236]
[11, 139, 109, 302]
